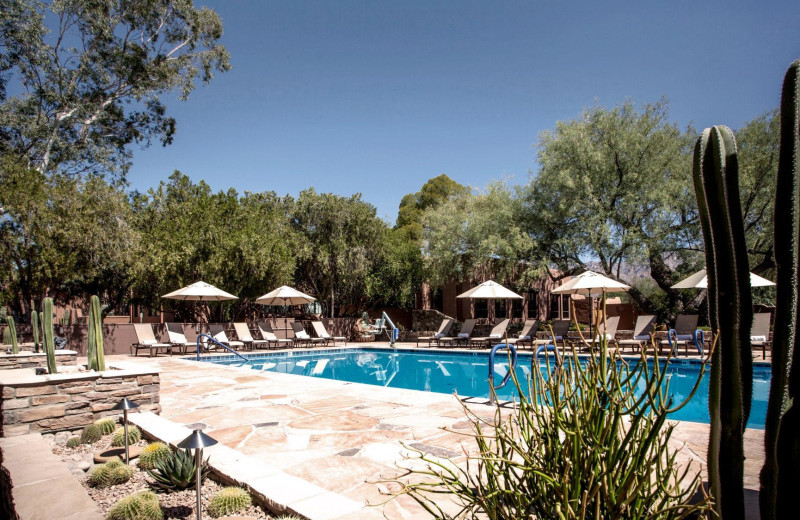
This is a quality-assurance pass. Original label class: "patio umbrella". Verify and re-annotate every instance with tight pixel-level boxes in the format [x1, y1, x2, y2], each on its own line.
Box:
[162, 281, 237, 323]
[255, 285, 316, 336]
[457, 280, 522, 322]
[551, 271, 631, 336]
[671, 269, 775, 289]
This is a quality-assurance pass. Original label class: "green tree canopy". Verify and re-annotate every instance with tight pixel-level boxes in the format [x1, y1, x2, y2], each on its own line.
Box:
[396, 173, 468, 241]
[0, 0, 230, 178]
[519, 99, 700, 318]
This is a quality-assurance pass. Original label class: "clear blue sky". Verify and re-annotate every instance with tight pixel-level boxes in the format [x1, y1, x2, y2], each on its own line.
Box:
[125, 0, 800, 223]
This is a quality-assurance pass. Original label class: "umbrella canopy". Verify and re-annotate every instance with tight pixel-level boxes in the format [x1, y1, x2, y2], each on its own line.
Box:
[456, 280, 523, 299]
[551, 271, 631, 295]
[256, 285, 316, 306]
[162, 281, 237, 301]
[671, 269, 775, 289]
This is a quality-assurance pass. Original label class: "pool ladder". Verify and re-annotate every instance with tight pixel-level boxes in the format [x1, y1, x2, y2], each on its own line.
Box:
[196, 334, 251, 364]
[488, 342, 518, 405]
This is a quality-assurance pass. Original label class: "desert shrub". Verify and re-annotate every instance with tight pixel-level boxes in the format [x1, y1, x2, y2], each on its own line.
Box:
[94, 417, 117, 435]
[107, 490, 163, 520]
[391, 334, 715, 519]
[138, 442, 172, 470]
[146, 448, 209, 491]
[208, 487, 252, 517]
[88, 459, 134, 488]
[111, 425, 141, 447]
[66, 436, 81, 448]
[80, 423, 102, 444]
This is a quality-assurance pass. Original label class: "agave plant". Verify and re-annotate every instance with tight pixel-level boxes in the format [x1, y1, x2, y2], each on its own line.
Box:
[146, 447, 209, 491]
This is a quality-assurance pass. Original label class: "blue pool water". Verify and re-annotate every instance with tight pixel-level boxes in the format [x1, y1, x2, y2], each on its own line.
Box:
[190, 348, 771, 429]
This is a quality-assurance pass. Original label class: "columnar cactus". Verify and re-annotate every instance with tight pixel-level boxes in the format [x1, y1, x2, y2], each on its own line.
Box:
[693, 125, 753, 519]
[760, 57, 800, 519]
[5, 316, 18, 354]
[42, 298, 57, 374]
[31, 309, 40, 353]
[87, 295, 106, 371]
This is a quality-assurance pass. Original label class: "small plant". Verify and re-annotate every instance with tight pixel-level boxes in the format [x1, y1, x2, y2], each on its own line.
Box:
[107, 490, 163, 520]
[146, 448, 209, 491]
[208, 487, 252, 517]
[80, 423, 103, 444]
[66, 436, 81, 448]
[138, 442, 172, 470]
[111, 425, 141, 447]
[94, 417, 117, 435]
[88, 459, 134, 488]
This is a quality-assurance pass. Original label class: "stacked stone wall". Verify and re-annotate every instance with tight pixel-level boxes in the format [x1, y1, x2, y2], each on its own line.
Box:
[0, 351, 77, 370]
[1, 370, 160, 437]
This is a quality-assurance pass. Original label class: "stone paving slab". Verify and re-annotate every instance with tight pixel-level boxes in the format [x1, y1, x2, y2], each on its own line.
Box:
[0, 433, 103, 520]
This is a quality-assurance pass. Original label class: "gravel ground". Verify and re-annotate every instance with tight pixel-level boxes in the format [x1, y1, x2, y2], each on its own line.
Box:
[50, 431, 275, 519]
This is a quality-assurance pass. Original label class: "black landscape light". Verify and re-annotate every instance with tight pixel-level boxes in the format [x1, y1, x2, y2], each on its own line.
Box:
[177, 429, 218, 520]
[111, 397, 139, 464]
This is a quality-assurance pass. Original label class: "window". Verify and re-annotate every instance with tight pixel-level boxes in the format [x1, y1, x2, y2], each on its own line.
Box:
[495, 299, 507, 319]
[475, 299, 488, 319]
[512, 298, 523, 319]
[527, 290, 539, 318]
[549, 294, 571, 320]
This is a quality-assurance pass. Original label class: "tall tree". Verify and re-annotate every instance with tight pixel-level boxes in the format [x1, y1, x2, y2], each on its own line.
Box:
[292, 189, 386, 317]
[396, 173, 468, 241]
[0, 0, 230, 178]
[519, 99, 700, 318]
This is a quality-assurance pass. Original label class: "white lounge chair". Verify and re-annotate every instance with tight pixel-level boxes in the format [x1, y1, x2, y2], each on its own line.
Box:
[311, 321, 346, 346]
[233, 322, 269, 350]
[131, 323, 172, 357]
[257, 321, 293, 349]
[166, 322, 197, 354]
[416, 318, 454, 347]
[616, 315, 656, 354]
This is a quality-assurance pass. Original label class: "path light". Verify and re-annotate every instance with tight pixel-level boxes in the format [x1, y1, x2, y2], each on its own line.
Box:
[111, 397, 139, 464]
[178, 429, 218, 520]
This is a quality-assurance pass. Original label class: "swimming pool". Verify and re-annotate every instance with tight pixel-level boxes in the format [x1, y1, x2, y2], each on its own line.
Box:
[189, 347, 771, 429]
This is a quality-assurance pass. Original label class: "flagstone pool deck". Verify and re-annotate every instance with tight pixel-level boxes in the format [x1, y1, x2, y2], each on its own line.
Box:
[25, 344, 765, 519]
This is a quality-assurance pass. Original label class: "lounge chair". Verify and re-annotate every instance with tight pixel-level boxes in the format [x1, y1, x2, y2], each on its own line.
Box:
[751, 312, 772, 359]
[207, 324, 245, 352]
[660, 314, 700, 356]
[166, 322, 197, 354]
[438, 319, 477, 347]
[590, 316, 620, 347]
[311, 320, 347, 346]
[291, 321, 326, 347]
[233, 322, 269, 350]
[257, 321, 293, 349]
[416, 318, 454, 347]
[470, 319, 511, 348]
[534, 319, 571, 346]
[616, 315, 656, 354]
[131, 323, 172, 357]
[511, 319, 540, 349]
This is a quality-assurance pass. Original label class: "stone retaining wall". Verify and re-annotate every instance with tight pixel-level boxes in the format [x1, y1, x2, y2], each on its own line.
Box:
[0, 366, 160, 437]
[0, 351, 78, 371]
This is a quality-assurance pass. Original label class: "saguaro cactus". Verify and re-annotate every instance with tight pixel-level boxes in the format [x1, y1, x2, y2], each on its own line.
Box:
[87, 295, 106, 371]
[31, 309, 40, 353]
[6, 316, 18, 354]
[43, 298, 57, 374]
[761, 58, 800, 519]
[693, 125, 753, 519]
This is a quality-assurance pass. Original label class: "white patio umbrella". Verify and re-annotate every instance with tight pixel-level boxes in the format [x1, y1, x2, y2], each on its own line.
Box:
[671, 269, 775, 289]
[255, 285, 316, 335]
[161, 281, 237, 323]
[551, 271, 631, 336]
[457, 280, 522, 322]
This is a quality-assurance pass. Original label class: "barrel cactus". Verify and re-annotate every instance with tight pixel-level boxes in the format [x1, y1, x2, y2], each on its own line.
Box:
[138, 442, 172, 470]
[693, 125, 753, 519]
[208, 487, 252, 517]
[6, 316, 18, 354]
[2, 325, 11, 347]
[88, 459, 134, 488]
[107, 490, 163, 520]
[87, 295, 106, 371]
[66, 436, 81, 448]
[111, 425, 142, 447]
[42, 298, 56, 374]
[94, 417, 117, 435]
[31, 309, 40, 353]
[80, 423, 103, 444]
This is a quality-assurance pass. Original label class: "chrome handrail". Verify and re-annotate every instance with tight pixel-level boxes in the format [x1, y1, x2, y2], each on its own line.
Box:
[488, 341, 518, 405]
[196, 334, 251, 363]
